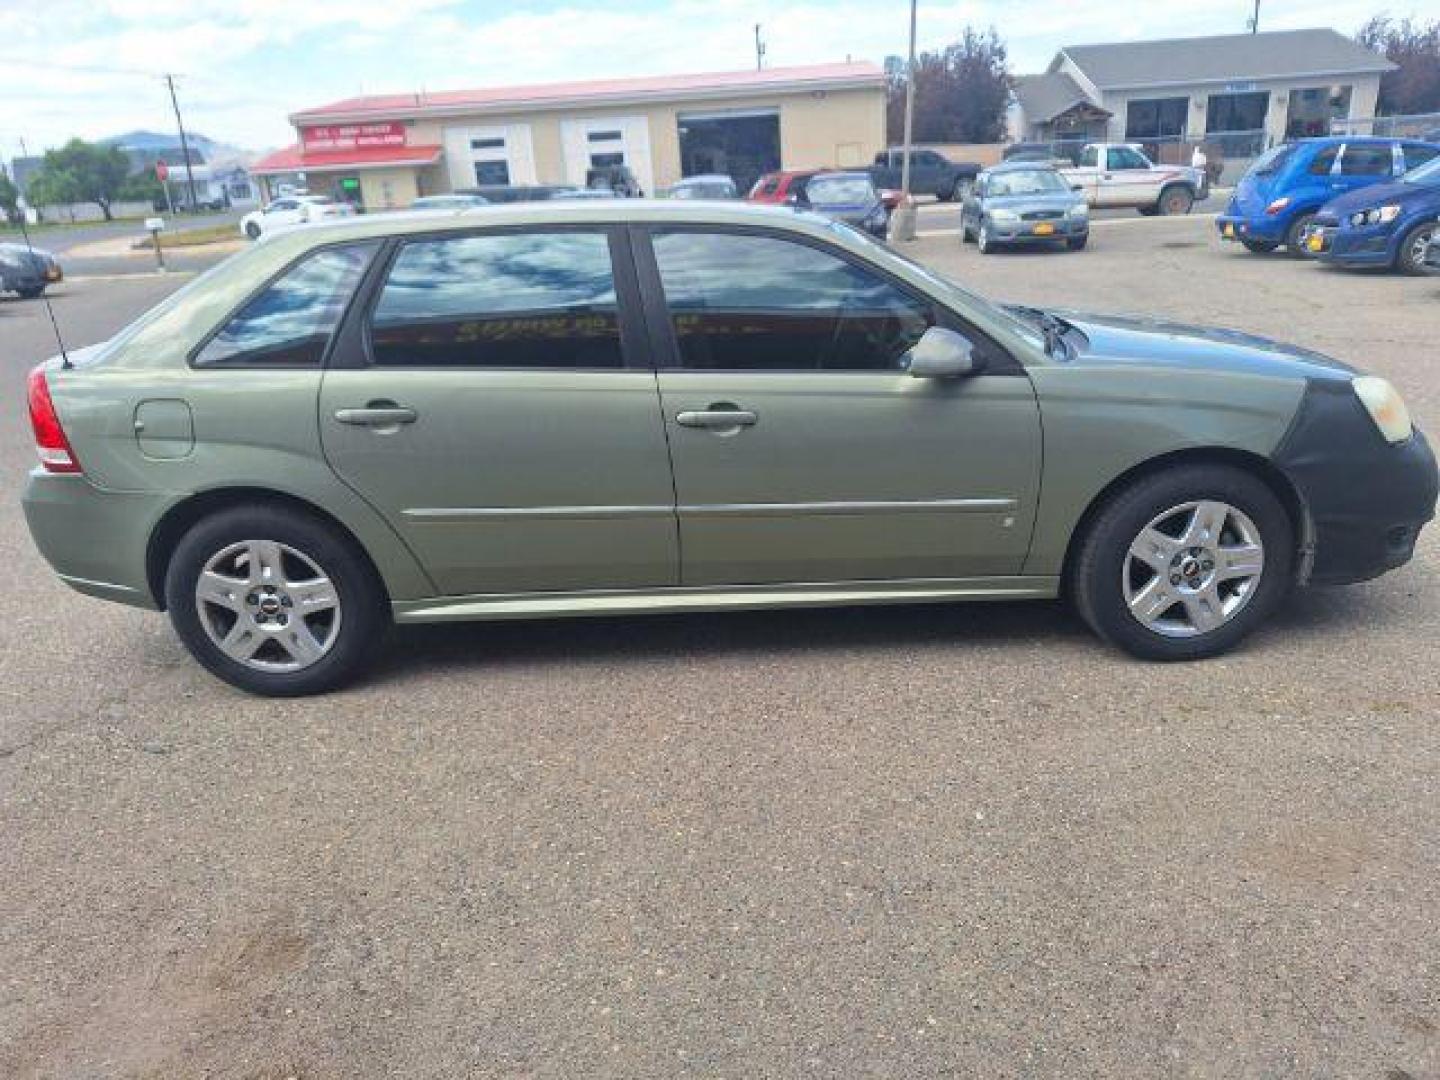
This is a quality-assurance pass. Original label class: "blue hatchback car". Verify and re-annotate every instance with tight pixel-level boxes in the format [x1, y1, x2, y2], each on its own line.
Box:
[1303, 154, 1440, 273]
[1217, 137, 1440, 256]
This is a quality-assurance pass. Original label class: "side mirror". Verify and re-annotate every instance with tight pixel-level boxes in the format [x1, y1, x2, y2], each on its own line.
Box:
[1070, 183, 1084, 192]
[904, 327, 979, 379]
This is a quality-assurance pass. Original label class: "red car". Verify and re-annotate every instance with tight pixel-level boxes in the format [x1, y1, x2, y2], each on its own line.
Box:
[747, 170, 819, 204]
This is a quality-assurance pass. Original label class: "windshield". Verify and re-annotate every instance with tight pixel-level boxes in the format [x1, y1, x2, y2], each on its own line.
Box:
[807, 176, 876, 204]
[674, 182, 733, 198]
[1248, 144, 1297, 177]
[1403, 156, 1440, 185]
[987, 169, 1067, 197]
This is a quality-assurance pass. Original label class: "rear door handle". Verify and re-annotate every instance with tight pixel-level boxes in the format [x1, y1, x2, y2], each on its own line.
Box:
[334, 405, 417, 427]
[676, 409, 758, 429]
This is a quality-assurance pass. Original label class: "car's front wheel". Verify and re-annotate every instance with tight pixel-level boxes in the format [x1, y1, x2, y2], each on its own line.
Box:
[1396, 221, 1437, 276]
[1285, 213, 1317, 258]
[1071, 464, 1293, 660]
[244, 221, 261, 240]
[977, 222, 996, 254]
[164, 504, 389, 696]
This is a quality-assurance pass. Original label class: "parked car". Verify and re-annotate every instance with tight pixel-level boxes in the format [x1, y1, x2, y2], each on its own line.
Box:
[0, 242, 62, 298]
[21, 202, 1436, 695]
[667, 174, 739, 199]
[462, 184, 580, 204]
[747, 169, 818, 205]
[1061, 143, 1207, 215]
[1426, 227, 1440, 271]
[409, 194, 490, 210]
[1302, 153, 1440, 274]
[868, 148, 980, 201]
[960, 163, 1089, 253]
[1216, 137, 1440, 256]
[796, 171, 889, 238]
[240, 195, 353, 240]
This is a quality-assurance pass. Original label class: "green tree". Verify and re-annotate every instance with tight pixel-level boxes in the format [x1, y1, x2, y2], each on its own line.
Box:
[32, 138, 131, 221]
[886, 26, 1012, 144]
[1358, 16, 1440, 115]
[26, 168, 82, 221]
[118, 169, 165, 208]
[0, 170, 19, 224]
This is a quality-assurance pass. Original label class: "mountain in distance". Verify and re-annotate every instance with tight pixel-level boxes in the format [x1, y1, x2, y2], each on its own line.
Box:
[99, 129, 255, 167]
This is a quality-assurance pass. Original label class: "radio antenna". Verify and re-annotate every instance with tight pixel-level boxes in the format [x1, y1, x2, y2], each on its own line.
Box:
[12, 138, 71, 369]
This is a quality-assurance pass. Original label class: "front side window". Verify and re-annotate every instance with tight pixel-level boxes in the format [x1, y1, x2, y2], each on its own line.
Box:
[1107, 147, 1149, 170]
[651, 230, 935, 372]
[1339, 144, 1394, 177]
[369, 231, 624, 368]
[194, 243, 377, 367]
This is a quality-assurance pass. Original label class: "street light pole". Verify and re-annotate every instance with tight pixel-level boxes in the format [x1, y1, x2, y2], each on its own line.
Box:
[891, 0, 920, 241]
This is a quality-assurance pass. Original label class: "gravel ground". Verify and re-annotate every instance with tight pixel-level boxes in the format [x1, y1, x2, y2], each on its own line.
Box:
[1, 217, 1437, 1078]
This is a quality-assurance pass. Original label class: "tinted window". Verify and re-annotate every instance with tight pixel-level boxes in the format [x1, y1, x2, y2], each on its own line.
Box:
[1308, 147, 1339, 175]
[1250, 144, 1296, 176]
[369, 231, 624, 368]
[1079, 147, 1099, 168]
[652, 230, 934, 371]
[194, 243, 376, 368]
[1339, 144, 1392, 176]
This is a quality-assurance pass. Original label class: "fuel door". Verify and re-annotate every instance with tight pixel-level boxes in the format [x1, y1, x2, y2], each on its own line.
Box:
[133, 399, 195, 460]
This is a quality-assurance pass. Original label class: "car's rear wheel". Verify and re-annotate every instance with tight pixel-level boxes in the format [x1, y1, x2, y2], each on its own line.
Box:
[244, 221, 261, 240]
[1071, 464, 1293, 660]
[1285, 213, 1317, 258]
[1157, 185, 1194, 215]
[164, 504, 389, 696]
[1396, 221, 1438, 276]
[1241, 238, 1280, 254]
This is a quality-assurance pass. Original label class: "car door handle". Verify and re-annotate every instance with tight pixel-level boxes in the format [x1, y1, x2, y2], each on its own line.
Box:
[675, 408, 758, 429]
[334, 404, 417, 426]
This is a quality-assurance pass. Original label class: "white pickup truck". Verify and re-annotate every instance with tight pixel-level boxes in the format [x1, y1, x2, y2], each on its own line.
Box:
[1060, 143, 1207, 216]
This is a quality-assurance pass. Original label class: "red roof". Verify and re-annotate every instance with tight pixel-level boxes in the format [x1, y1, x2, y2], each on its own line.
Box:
[251, 143, 443, 175]
[292, 61, 884, 122]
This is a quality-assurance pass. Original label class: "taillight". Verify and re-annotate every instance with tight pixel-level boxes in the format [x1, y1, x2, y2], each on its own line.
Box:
[1265, 197, 1291, 215]
[26, 365, 81, 474]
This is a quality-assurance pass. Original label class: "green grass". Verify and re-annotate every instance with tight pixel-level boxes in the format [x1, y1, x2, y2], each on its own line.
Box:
[2, 214, 153, 234]
[132, 224, 239, 250]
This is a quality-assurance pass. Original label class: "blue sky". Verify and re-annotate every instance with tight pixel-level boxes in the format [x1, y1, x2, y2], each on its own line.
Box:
[1, 0, 1414, 158]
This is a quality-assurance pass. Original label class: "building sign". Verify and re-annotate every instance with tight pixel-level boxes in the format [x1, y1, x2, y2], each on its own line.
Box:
[301, 122, 407, 151]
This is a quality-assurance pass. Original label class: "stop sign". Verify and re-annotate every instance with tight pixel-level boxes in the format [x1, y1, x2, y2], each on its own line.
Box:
[155, 160, 169, 181]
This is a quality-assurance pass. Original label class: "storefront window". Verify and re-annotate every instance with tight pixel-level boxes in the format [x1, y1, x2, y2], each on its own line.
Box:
[1125, 97, 1189, 140]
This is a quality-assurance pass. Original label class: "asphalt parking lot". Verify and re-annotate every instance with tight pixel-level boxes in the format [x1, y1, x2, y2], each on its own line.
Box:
[2, 213, 1438, 1077]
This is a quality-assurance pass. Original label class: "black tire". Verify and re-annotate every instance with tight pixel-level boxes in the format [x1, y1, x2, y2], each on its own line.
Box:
[1284, 212, 1317, 258]
[244, 221, 261, 240]
[1070, 464, 1294, 661]
[164, 504, 390, 696]
[1241, 238, 1280, 254]
[1156, 185, 1194, 216]
[949, 178, 971, 202]
[976, 221, 996, 254]
[16, 285, 45, 299]
[1137, 205, 1159, 217]
[1395, 221, 1438, 276]
[961, 216, 975, 243]
[1067, 235, 1088, 251]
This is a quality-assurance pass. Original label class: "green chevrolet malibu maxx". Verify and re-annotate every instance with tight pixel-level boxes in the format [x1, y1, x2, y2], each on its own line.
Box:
[22, 202, 1438, 695]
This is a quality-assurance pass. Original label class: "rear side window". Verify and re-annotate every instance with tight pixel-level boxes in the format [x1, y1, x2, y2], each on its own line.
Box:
[368, 230, 624, 368]
[1079, 147, 1099, 168]
[1339, 144, 1393, 176]
[193, 243, 377, 368]
[1403, 143, 1439, 170]
[651, 229, 935, 371]
[1307, 147, 1339, 175]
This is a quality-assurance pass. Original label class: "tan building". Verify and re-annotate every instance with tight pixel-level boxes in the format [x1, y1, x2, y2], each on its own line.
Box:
[252, 62, 886, 209]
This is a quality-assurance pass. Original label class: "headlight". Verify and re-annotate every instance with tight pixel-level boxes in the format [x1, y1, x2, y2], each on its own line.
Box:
[1348, 205, 1401, 227]
[989, 208, 1019, 223]
[1067, 202, 1088, 218]
[1352, 376, 1413, 444]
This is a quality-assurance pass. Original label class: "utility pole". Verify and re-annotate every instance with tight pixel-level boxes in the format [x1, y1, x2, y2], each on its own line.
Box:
[754, 24, 766, 70]
[1248, 0, 1260, 33]
[890, 0, 920, 241]
[163, 74, 200, 212]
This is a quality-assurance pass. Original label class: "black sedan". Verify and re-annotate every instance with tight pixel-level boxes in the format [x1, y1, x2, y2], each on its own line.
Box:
[0, 242, 62, 299]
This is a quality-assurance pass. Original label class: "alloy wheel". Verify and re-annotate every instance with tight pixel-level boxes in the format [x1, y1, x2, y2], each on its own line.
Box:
[1122, 500, 1265, 638]
[195, 539, 342, 671]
